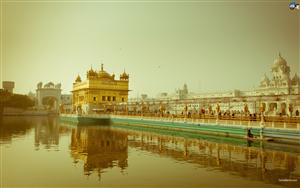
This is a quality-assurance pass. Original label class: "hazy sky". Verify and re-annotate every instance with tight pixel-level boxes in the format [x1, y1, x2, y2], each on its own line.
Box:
[1, 0, 299, 97]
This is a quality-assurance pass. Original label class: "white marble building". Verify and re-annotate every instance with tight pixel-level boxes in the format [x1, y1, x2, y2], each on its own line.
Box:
[36, 82, 62, 111]
[130, 54, 300, 116]
[256, 53, 299, 95]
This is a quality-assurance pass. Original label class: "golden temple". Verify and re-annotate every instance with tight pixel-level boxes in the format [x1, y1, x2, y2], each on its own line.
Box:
[72, 64, 129, 114]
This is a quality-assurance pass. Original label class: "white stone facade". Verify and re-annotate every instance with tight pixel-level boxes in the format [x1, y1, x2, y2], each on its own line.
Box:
[36, 82, 62, 111]
[129, 54, 300, 116]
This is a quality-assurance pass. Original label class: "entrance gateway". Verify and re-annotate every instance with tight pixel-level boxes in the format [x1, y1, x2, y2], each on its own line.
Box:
[36, 82, 61, 112]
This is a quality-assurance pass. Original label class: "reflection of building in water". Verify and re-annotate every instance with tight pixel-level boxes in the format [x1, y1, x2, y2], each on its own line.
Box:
[0, 117, 70, 149]
[70, 127, 128, 176]
[33, 117, 71, 150]
[121, 129, 300, 186]
[34, 117, 61, 149]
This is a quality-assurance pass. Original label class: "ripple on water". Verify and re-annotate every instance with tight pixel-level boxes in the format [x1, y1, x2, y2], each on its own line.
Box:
[1, 117, 300, 188]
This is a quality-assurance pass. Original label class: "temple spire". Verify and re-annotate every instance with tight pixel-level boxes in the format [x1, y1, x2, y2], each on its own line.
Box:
[101, 64, 104, 71]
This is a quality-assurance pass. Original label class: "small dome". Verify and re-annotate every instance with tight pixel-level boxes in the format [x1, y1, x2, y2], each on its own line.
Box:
[98, 70, 112, 78]
[44, 82, 54, 88]
[273, 53, 287, 67]
[98, 64, 114, 80]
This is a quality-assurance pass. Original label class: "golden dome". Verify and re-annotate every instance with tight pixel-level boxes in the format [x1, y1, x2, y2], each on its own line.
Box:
[98, 70, 111, 78]
[98, 64, 114, 80]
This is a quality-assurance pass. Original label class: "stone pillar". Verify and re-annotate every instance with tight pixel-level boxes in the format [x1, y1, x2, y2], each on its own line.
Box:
[276, 102, 280, 115]
[265, 102, 269, 115]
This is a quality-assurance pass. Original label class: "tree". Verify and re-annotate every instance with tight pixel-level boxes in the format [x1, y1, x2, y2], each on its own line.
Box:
[7, 94, 35, 109]
[0, 90, 35, 114]
[0, 90, 12, 114]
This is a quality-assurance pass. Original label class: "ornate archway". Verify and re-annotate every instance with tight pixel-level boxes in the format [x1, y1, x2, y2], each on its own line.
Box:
[42, 96, 58, 110]
[36, 82, 61, 111]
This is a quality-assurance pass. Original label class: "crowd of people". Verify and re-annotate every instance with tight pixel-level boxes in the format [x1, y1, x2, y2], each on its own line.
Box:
[114, 107, 300, 123]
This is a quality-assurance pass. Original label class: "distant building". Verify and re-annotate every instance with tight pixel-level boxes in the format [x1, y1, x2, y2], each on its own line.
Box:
[157, 92, 169, 100]
[190, 54, 300, 99]
[189, 54, 300, 116]
[256, 53, 299, 95]
[61, 94, 72, 113]
[72, 64, 129, 114]
[177, 83, 188, 99]
[129, 54, 300, 116]
[36, 82, 62, 112]
[2, 81, 15, 93]
[152, 84, 189, 100]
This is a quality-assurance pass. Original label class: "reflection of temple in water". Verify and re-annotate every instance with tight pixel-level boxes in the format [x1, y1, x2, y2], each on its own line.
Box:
[34, 117, 71, 150]
[0, 117, 70, 148]
[120, 128, 300, 187]
[70, 127, 128, 176]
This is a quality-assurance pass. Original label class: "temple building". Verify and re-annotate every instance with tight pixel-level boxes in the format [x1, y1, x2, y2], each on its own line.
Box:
[257, 53, 299, 95]
[72, 64, 129, 114]
[128, 53, 300, 116]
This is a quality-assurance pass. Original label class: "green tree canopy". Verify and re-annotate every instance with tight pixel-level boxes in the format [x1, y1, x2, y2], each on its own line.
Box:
[0, 90, 35, 110]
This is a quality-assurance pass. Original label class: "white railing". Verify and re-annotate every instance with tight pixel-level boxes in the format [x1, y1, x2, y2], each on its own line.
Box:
[110, 114, 300, 130]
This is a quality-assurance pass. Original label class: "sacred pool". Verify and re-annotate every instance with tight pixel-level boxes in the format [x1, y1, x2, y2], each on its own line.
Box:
[1, 116, 299, 188]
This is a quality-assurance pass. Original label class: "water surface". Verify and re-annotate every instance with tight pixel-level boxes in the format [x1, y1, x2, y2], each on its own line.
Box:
[1, 116, 299, 187]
